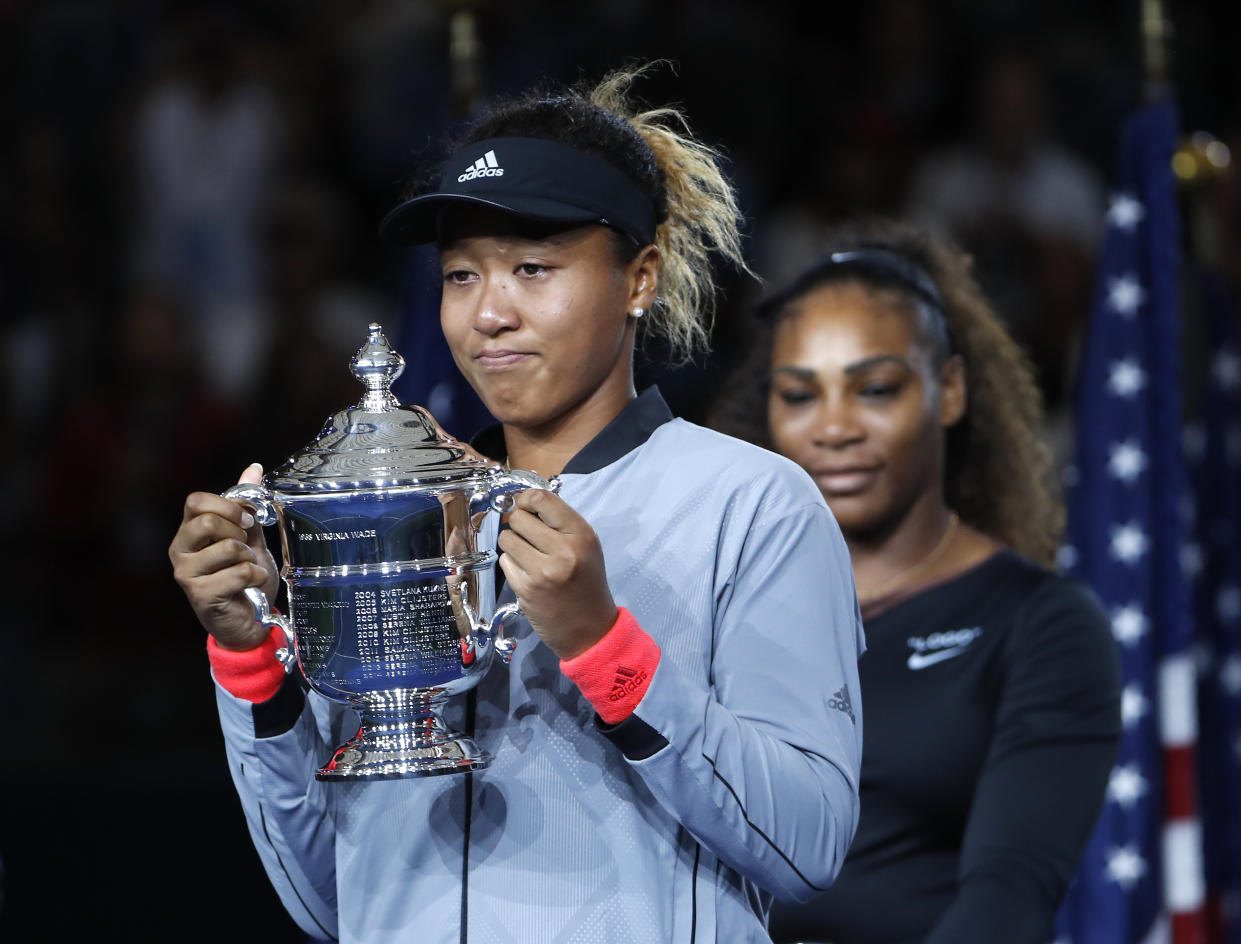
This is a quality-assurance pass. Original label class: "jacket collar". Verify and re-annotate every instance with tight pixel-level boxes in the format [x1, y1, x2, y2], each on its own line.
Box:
[471, 386, 674, 475]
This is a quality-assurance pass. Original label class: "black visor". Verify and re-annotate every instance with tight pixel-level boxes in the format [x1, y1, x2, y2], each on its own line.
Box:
[379, 137, 658, 247]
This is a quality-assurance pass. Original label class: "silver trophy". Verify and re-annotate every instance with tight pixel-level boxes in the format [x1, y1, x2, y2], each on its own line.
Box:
[223, 323, 555, 781]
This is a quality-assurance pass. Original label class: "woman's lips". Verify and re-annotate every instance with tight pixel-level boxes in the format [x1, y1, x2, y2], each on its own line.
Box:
[812, 466, 880, 495]
[475, 350, 533, 370]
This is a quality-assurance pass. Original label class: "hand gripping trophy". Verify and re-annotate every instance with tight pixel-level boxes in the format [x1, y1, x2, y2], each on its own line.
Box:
[224, 323, 556, 781]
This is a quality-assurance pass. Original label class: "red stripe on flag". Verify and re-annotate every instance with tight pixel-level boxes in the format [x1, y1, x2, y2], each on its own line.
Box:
[1170, 909, 1206, 944]
[1163, 744, 1207, 944]
[1162, 742, 1206, 944]
[1163, 745, 1196, 820]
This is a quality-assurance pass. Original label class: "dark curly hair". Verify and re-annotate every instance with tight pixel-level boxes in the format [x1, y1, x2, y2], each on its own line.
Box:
[708, 218, 1063, 566]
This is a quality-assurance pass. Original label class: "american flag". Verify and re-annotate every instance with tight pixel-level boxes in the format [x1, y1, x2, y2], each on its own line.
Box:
[1188, 271, 1241, 942]
[1053, 99, 1207, 943]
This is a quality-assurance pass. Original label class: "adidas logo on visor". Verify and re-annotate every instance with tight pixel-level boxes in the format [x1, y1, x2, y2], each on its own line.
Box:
[458, 149, 504, 182]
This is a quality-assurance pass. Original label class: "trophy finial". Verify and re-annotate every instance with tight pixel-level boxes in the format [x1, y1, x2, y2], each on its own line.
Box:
[351, 323, 405, 410]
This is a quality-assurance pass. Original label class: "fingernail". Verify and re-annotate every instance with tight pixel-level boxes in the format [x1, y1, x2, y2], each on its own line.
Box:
[241, 512, 255, 529]
[249, 462, 264, 474]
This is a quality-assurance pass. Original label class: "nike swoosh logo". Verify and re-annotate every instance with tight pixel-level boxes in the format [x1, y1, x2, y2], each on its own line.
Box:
[907, 646, 972, 670]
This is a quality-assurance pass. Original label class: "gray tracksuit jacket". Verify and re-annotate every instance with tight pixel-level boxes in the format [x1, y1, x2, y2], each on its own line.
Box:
[214, 388, 864, 943]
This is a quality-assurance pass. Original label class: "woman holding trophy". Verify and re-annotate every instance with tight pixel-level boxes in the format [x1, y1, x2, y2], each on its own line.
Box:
[169, 66, 864, 943]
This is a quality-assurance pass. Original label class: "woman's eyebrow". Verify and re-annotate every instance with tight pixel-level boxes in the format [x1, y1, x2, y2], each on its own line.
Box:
[771, 365, 817, 382]
[771, 355, 911, 381]
[843, 354, 911, 375]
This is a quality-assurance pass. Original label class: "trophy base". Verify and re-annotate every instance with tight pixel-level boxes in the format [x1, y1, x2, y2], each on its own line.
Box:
[316, 714, 491, 781]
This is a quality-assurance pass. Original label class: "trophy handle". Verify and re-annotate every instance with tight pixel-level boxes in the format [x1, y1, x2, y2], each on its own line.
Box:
[462, 469, 560, 664]
[222, 483, 297, 673]
[222, 483, 279, 526]
[459, 586, 523, 666]
[470, 468, 561, 516]
[487, 603, 523, 665]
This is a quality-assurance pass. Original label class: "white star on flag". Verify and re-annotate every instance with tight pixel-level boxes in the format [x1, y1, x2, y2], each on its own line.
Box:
[1211, 348, 1241, 391]
[1111, 604, 1148, 646]
[1181, 542, 1204, 582]
[1107, 359, 1147, 398]
[1107, 275, 1146, 317]
[1057, 544, 1078, 571]
[1107, 441, 1148, 483]
[1105, 845, 1148, 890]
[1107, 193, 1146, 231]
[1219, 656, 1241, 697]
[1106, 763, 1149, 808]
[1109, 523, 1149, 565]
[1121, 684, 1149, 728]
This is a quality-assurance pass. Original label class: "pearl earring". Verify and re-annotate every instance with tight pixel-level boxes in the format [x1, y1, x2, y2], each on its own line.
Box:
[631, 306, 645, 318]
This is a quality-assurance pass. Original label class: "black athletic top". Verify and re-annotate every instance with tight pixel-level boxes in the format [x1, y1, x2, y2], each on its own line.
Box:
[769, 550, 1121, 944]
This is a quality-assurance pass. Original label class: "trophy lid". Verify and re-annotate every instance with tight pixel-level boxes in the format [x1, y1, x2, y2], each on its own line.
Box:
[267, 323, 491, 492]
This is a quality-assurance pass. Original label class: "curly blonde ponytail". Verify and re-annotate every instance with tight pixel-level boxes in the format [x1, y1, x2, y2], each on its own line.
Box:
[588, 65, 750, 360]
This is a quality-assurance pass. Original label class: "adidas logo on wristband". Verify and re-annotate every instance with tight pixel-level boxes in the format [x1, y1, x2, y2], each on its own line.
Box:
[609, 664, 649, 702]
[458, 149, 504, 182]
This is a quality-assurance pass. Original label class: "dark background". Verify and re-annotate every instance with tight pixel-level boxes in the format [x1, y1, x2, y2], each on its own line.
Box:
[2, 1, 1238, 940]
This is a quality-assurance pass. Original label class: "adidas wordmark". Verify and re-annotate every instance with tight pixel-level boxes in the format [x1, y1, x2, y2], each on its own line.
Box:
[458, 149, 504, 182]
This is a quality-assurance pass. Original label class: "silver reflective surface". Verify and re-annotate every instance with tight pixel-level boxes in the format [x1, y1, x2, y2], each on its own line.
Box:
[223, 324, 556, 780]
[267, 323, 489, 491]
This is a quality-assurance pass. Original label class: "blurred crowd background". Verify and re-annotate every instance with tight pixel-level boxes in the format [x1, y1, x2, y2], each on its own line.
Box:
[1, 0, 1238, 939]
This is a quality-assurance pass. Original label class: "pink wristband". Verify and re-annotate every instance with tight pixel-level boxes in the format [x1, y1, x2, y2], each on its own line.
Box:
[559, 607, 661, 724]
[207, 626, 287, 703]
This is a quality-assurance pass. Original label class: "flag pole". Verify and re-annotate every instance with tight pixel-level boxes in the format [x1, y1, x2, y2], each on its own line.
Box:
[433, 0, 485, 117]
[448, 0, 484, 117]
[1140, 0, 1172, 101]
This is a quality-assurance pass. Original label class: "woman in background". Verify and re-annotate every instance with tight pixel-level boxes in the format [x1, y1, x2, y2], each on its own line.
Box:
[712, 219, 1120, 944]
